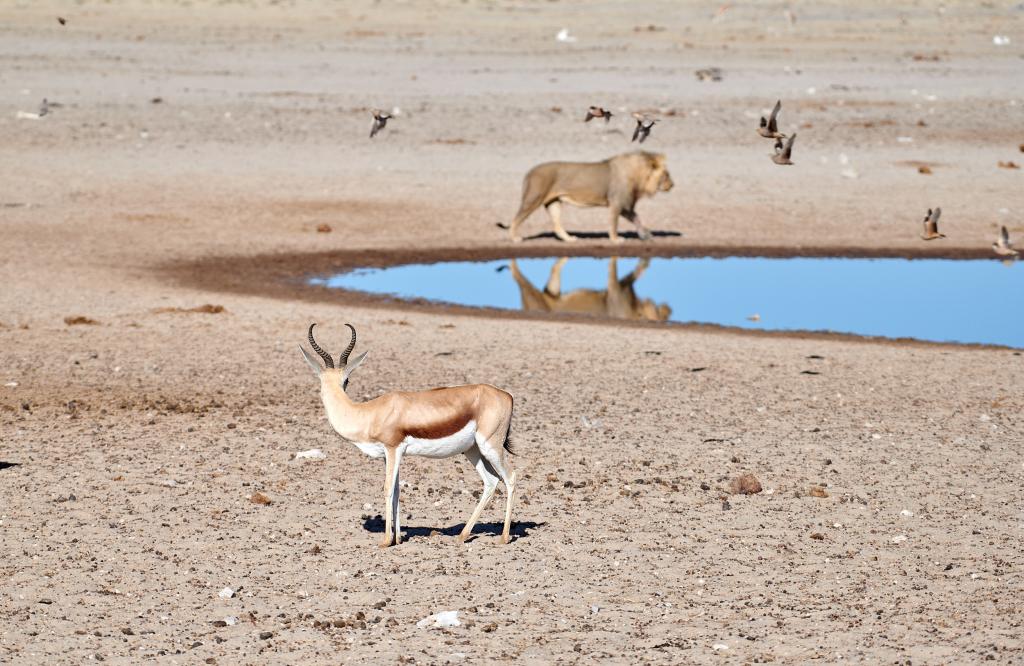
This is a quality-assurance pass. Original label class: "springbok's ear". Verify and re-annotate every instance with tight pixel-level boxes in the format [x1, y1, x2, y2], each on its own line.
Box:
[299, 346, 322, 377]
[342, 351, 368, 383]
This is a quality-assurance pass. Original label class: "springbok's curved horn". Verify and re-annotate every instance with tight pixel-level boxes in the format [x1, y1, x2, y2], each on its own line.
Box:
[308, 323, 334, 369]
[339, 323, 356, 367]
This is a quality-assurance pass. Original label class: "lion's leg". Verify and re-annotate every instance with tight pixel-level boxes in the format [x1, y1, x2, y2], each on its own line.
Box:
[608, 207, 624, 244]
[544, 257, 569, 296]
[545, 201, 575, 242]
[621, 209, 652, 241]
[508, 208, 534, 243]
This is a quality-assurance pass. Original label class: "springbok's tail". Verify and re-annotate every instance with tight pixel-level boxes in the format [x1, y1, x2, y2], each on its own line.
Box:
[496, 221, 510, 229]
[502, 396, 515, 455]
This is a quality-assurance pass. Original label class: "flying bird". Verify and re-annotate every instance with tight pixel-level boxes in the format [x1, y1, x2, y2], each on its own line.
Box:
[585, 106, 613, 123]
[631, 113, 657, 143]
[771, 134, 796, 165]
[993, 225, 1018, 257]
[369, 110, 391, 138]
[758, 99, 785, 139]
[920, 208, 946, 240]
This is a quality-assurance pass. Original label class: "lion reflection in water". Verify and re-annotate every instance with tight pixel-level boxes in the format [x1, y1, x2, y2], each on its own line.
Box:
[503, 257, 671, 322]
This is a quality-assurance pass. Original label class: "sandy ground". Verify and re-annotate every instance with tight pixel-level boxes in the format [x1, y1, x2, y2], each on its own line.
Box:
[2, 1, 1024, 663]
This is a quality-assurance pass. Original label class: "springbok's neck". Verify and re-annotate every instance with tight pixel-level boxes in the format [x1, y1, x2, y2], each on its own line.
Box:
[321, 379, 367, 439]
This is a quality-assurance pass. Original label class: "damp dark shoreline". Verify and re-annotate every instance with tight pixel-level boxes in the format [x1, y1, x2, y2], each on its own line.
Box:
[161, 243, 1021, 352]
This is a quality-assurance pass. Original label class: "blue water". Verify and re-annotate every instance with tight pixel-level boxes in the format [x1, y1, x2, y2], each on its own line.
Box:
[312, 256, 1024, 347]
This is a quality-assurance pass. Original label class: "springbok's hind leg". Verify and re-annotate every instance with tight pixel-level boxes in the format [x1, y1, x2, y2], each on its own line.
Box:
[479, 433, 516, 544]
[459, 446, 499, 542]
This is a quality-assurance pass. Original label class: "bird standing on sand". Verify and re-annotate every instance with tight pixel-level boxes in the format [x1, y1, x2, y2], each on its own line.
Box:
[758, 100, 785, 139]
[993, 225, 1018, 257]
[585, 106, 613, 123]
[920, 208, 946, 240]
[38, 99, 49, 117]
[369, 110, 391, 138]
[771, 134, 796, 165]
[631, 113, 657, 143]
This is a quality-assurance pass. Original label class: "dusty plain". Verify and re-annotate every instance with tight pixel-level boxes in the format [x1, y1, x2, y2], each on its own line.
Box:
[1, 1, 1023, 663]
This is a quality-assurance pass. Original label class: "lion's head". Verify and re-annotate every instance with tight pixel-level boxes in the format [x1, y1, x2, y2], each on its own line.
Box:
[638, 299, 672, 322]
[642, 153, 674, 197]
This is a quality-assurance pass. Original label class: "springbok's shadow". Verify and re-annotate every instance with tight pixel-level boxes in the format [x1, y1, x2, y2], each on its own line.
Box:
[520, 229, 682, 242]
[0, 462, 20, 471]
[362, 515, 545, 543]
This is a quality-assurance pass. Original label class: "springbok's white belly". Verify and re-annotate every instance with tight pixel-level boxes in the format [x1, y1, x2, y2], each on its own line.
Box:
[404, 420, 477, 458]
[352, 441, 386, 459]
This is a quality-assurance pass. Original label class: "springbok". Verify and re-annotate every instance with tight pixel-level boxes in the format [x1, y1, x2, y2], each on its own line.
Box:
[299, 323, 517, 547]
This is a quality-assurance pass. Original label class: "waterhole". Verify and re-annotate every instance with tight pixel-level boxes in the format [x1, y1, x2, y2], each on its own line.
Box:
[312, 256, 1024, 348]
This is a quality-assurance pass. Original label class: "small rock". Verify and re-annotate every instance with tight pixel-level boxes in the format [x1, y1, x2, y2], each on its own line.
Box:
[218, 587, 235, 599]
[64, 316, 99, 326]
[810, 532, 825, 540]
[416, 610, 460, 629]
[259, 631, 273, 640]
[809, 485, 829, 498]
[892, 535, 907, 543]
[316, 224, 332, 233]
[295, 449, 326, 461]
[729, 473, 762, 495]
[250, 492, 272, 505]
[38, 598, 53, 605]
[482, 622, 497, 633]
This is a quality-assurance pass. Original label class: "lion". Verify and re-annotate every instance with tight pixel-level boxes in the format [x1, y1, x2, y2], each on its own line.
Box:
[501, 151, 674, 243]
[501, 257, 671, 322]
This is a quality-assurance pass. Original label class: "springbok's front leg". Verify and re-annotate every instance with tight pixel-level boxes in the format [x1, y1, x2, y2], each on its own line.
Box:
[381, 446, 403, 548]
